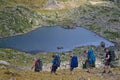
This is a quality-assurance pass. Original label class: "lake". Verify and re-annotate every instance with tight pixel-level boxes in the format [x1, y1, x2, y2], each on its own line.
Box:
[0, 26, 114, 53]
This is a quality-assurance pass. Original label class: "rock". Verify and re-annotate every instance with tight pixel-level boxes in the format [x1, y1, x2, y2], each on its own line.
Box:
[9, 77, 16, 80]
[95, 58, 104, 69]
[44, 0, 58, 10]
[111, 60, 120, 67]
[0, 60, 10, 66]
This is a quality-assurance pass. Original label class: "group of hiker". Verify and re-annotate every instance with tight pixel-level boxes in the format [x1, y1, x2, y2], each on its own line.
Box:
[31, 45, 117, 74]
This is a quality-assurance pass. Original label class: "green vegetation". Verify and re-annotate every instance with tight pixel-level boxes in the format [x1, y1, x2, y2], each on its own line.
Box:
[87, 24, 101, 32]
[0, 48, 33, 67]
[0, 68, 108, 80]
[58, 0, 70, 2]
[0, 6, 36, 37]
[104, 30, 120, 39]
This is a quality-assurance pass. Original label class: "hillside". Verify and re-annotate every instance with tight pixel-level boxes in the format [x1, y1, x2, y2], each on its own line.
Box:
[0, 46, 120, 80]
[0, 0, 120, 45]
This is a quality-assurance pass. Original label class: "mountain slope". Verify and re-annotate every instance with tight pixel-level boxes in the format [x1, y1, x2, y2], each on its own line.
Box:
[0, 0, 120, 44]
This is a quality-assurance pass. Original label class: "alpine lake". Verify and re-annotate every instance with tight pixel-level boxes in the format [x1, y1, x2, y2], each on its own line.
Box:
[0, 26, 114, 53]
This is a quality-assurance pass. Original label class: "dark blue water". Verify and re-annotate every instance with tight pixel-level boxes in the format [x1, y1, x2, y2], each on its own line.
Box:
[0, 26, 114, 53]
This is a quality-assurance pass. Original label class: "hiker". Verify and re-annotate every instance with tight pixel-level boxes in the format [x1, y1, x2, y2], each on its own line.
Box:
[86, 49, 96, 73]
[31, 58, 42, 72]
[82, 50, 88, 69]
[31, 58, 37, 71]
[100, 41, 105, 48]
[103, 48, 112, 73]
[108, 46, 118, 61]
[69, 54, 78, 74]
[51, 55, 60, 74]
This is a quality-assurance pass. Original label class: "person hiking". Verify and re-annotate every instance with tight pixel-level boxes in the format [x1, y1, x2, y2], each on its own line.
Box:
[31, 58, 37, 71]
[51, 55, 60, 74]
[31, 58, 42, 72]
[69, 54, 78, 74]
[100, 41, 105, 48]
[109, 46, 119, 67]
[108, 46, 118, 61]
[82, 50, 88, 69]
[86, 49, 96, 73]
[103, 48, 112, 73]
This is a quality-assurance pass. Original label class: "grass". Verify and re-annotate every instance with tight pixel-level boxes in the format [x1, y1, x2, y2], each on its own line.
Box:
[104, 30, 120, 39]
[87, 23, 101, 32]
[0, 68, 107, 80]
[0, 48, 33, 67]
[58, 0, 71, 2]
[0, 0, 48, 9]
[0, 6, 34, 37]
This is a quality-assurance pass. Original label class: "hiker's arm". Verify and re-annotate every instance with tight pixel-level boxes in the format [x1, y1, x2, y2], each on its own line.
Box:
[106, 55, 110, 60]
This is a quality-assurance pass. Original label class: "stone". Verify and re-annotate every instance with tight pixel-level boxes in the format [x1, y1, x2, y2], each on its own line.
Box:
[95, 58, 104, 69]
[111, 60, 120, 67]
[0, 60, 10, 66]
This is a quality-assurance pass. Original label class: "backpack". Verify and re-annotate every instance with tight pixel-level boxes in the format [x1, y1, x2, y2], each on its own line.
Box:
[71, 55, 78, 68]
[53, 55, 61, 67]
[87, 49, 96, 64]
[35, 59, 42, 72]
[56, 55, 61, 67]
[108, 46, 118, 61]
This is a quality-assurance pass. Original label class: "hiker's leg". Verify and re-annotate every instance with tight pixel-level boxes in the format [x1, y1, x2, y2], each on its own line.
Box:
[35, 67, 38, 72]
[104, 61, 110, 73]
[51, 66, 54, 73]
[70, 67, 74, 74]
[86, 61, 90, 73]
[106, 62, 111, 73]
[54, 66, 57, 73]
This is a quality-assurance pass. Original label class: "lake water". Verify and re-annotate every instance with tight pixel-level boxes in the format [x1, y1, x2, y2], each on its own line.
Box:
[0, 26, 114, 53]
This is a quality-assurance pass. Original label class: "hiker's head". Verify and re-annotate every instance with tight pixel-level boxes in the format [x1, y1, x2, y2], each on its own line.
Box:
[104, 48, 109, 52]
[52, 55, 55, 58]
[84, 50, 87, 54]
[70, 53, 73, 58]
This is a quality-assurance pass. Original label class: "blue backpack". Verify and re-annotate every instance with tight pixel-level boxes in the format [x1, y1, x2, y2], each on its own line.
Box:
[87, 49, 96, 64]
[53, 55, 61, 67]
[71, 55, 78, 68]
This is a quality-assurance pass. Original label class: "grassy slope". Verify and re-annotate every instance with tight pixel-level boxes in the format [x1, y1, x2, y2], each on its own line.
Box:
[64, 1, 120, 42]
[0, 0, 48, 37]
[0, 68, 106, 80]
[0, 47, 120, 80]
